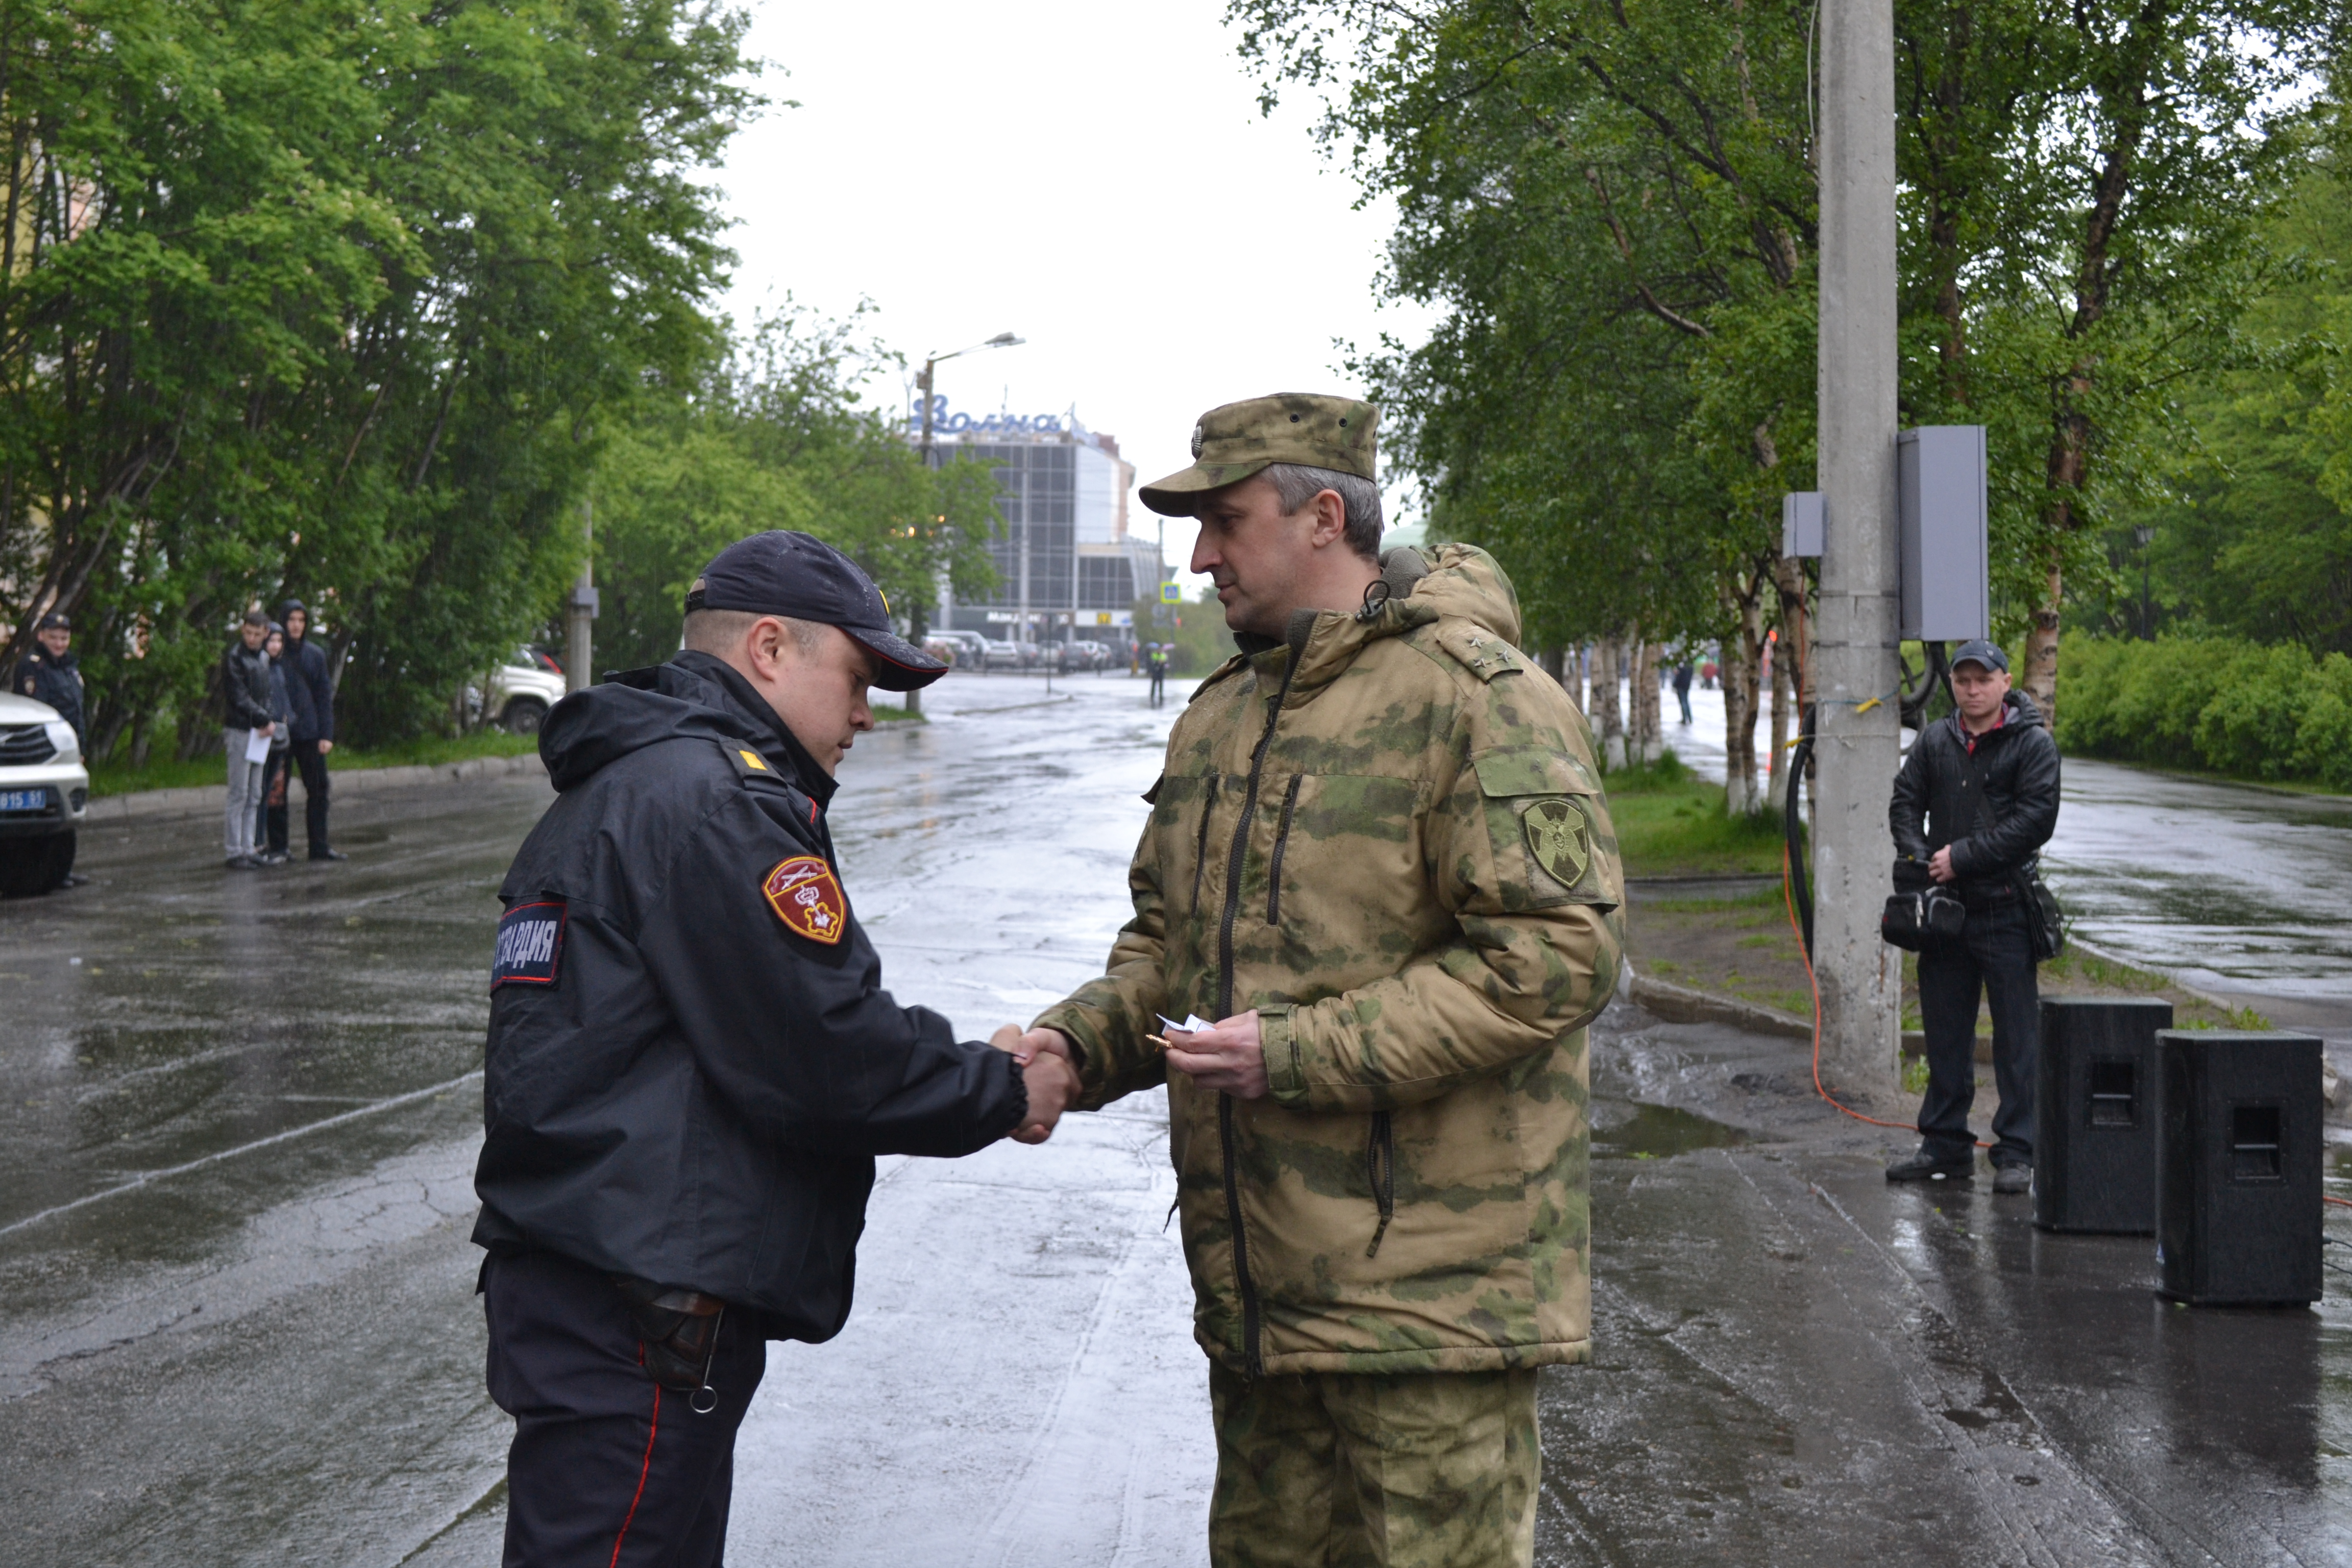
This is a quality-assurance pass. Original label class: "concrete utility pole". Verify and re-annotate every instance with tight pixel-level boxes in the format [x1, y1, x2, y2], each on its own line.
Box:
[1812, 0, 1903, 1100]
[566, 496, 597, 696]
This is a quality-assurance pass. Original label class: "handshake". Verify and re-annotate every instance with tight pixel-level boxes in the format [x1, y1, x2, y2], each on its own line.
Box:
[986, 1010, 1270, 1145]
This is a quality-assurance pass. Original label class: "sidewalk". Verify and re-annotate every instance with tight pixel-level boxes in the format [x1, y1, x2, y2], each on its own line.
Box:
[80, 750, 551, 823]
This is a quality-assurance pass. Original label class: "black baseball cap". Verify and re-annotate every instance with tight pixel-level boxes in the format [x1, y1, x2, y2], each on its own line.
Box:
[686, 530, 948, 692]
[1950, 639, 2008, 674]
[35, 611, 68, 632]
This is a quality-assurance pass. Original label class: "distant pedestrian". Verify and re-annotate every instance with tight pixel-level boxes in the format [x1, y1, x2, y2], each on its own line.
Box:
[1673, 661, 1694, 724]
[16, 611, 84, 749]
[220, 611, 275, 869]
[1885, 639, 2060, 1194]
[254, 624, 295, 865]
[278, 600, 346, 862]
[1146, 643, 1168, 706]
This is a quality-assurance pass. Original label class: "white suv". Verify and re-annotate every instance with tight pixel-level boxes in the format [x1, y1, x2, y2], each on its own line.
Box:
[0, 691, 89, 896]
[491, 648, 569, 733]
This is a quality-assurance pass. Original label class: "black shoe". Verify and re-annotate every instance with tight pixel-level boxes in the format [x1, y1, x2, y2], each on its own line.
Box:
[1992, 1163, 2031, 1195]
[1885, 1150, 1976, 1183]
[260, 851, 292, 866]
[309, 848, 348, 862]
[225, 854, 261, 870]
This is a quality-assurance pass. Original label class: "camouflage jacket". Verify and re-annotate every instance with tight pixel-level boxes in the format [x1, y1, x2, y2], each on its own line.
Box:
[1034, 545, 1624, 1376]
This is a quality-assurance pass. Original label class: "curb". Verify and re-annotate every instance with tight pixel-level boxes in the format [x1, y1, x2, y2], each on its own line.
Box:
[82, 751, 549, 823]
[1626, 968, 1813, 1040]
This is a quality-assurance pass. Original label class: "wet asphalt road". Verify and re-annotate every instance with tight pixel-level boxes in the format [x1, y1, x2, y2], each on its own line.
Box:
[3, 671, 2348, 1566]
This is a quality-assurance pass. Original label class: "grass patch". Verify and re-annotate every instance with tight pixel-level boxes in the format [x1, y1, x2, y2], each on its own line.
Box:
[87, 729, 537, 798]
[871, 703, 924, 724]
[1605, 754, 1789, 878]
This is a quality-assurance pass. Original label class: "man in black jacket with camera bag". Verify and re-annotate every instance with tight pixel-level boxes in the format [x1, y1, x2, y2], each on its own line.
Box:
[1886, 640, 2061, 1192]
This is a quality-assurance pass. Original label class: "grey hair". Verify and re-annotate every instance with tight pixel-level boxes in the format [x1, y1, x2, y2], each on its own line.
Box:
[1260, 462, 1384, 560]
[681, 608, 826, 656]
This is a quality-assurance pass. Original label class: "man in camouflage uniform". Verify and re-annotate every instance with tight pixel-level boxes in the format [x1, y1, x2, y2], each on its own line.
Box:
[1012, 395, 1624, 1567]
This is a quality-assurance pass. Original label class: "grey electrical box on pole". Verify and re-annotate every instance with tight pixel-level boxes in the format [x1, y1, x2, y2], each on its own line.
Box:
[1782, 492, 1824, 558]
[1897, 425, 1989, 641]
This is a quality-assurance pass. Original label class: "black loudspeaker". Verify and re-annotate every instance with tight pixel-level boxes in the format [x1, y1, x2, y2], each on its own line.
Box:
[2155, 1031, 2324, 1307]
[2034, 996, 2172, 1234]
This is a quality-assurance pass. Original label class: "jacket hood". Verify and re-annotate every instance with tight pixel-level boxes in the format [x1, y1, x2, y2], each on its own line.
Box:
[1232, 543, 1525, 702]
[1955, 687, 2045, 738]
[538, 652, 828, 797]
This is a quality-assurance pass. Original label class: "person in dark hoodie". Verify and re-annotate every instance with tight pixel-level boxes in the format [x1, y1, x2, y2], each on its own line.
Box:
[1885, 639, 2061, 1192]
[276, 600, 345, 862]
[472, 530, 1080, 1568]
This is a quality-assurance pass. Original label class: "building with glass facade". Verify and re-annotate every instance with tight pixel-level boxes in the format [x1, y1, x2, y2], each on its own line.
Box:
[910, 399, 1166, 653]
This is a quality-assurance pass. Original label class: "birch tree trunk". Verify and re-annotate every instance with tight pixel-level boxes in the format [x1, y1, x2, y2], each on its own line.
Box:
[1721, 579, 1766, 814]
[1765, 630, 1794, 810]
[1592, 638, 1626, 771]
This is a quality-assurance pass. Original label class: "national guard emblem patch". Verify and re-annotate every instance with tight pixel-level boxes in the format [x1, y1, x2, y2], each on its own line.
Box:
[762, 855, 848, 945]
[1523, 799, 1590, 888]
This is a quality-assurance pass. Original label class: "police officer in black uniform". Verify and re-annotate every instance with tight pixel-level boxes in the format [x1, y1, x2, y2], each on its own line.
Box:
[474, 530, 1080, 1568]
[17, 611, 84, 747]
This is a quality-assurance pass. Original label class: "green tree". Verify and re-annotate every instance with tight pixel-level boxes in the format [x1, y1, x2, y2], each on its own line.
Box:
[0, 0, 756, 752]
[1229, 0, 2328, 740]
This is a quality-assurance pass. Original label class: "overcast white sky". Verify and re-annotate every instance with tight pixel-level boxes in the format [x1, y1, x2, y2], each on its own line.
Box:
[710, 0, 1431, 587]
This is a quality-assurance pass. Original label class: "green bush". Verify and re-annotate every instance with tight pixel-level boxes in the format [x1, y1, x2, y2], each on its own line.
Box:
[2060, 635, 2352, 789]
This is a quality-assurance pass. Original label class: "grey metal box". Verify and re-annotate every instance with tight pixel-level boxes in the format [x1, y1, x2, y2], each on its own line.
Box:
[1781, 492, 1822, 558]
[1897, 425, 1988, 641]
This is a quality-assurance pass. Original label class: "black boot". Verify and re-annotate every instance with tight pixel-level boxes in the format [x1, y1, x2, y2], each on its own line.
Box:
[1885, 1149, 1975, 1183]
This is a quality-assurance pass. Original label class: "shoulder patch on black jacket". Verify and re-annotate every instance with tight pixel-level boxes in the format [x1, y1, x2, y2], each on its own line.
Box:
[720, 739, 786, 783]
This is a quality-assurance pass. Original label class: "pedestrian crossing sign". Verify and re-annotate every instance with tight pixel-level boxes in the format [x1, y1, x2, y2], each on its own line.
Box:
[1159, 582, 1181, 604]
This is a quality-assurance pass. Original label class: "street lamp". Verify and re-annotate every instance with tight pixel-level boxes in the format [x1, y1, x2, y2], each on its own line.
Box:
[911, 332, 1023, 714]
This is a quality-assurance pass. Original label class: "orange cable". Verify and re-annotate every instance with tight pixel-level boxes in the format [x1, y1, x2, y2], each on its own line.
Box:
[2328, 1195, 2352, 1211]
[1783, 838, 1938, 1135]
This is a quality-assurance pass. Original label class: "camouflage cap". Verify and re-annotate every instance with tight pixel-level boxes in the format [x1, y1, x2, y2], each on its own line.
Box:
[1137, 393, 1378, 517]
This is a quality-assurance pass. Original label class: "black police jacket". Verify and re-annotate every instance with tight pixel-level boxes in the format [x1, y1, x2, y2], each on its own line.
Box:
[471, 650, 1027, 1338]
[1888, 689, 2061, 898]
[16, 648, 83, 738]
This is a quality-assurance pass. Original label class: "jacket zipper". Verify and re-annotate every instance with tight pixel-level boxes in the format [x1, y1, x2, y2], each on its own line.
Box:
[1215, 656, 1298, 1377]
[1264, 774, 1302, 925]
[1190, 777, 1221, 913]
[1365, 1110, 1395, 1258]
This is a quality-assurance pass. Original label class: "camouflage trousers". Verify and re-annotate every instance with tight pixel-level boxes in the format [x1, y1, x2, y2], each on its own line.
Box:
[1206, 1364, 1540, 1568]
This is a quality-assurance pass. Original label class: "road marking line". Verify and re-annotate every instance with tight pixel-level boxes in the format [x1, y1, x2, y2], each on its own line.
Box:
[0, 1069, 483, 1240]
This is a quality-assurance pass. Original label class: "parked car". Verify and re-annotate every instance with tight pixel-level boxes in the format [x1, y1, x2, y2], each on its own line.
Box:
[1065, 640, 1112, 672]
[492, 647, 568, 733]
[0, 690, 89, 896]
[923, 630, 989, 669]
[981, 639, 1027, 671]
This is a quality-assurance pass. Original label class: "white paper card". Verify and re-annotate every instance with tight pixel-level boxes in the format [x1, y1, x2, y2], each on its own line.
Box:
[243, 729, 272, 764]
[1158, 1014, 1216, 1035]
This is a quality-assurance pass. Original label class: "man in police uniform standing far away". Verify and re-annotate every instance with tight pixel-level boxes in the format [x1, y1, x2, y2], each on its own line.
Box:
[472, 530, 1080, 1568]
[17, 611, 85, 749]
[1008, 395, 1625, 1568]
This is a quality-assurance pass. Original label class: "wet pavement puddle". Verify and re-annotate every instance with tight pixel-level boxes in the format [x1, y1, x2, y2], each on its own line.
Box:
[1590, 1101, 1752, 1159]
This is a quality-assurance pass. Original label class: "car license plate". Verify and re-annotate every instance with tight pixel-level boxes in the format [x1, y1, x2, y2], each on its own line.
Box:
[0, 789, 48, 812]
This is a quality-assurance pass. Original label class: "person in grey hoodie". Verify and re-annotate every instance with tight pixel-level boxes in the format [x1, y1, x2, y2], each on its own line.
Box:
[220, 610, 276, 868]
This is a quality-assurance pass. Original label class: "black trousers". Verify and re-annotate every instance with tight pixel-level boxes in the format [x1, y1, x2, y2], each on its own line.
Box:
[482, 1250, 767, 1568]
[290, 738, 332, 855]
[1914, 897, 2038, 1166]
[257, 750, 292, 855]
